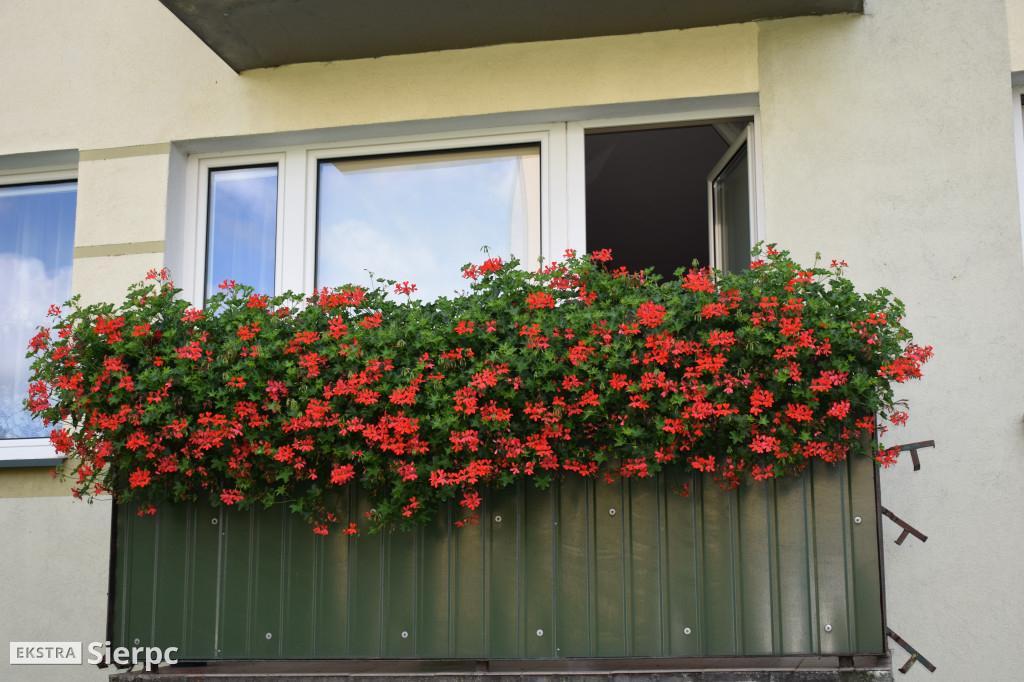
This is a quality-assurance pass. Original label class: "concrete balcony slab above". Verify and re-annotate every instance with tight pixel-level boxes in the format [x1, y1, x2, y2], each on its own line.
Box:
[157, 0, 863, 72]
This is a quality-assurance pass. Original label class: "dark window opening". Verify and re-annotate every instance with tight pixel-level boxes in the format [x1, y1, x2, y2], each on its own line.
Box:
[584, 123, 747, 279]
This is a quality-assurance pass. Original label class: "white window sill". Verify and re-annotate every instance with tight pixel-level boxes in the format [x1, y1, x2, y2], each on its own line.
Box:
[0, 438, 62, 467]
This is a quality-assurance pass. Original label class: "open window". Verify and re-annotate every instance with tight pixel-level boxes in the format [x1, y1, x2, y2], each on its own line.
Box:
[708, 123, 755, 273]
[184, 119, 758, 305]
[584, 121, 755, 277]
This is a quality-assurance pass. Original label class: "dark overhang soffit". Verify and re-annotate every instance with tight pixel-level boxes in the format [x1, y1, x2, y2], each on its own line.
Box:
[157, 0, 864, 72]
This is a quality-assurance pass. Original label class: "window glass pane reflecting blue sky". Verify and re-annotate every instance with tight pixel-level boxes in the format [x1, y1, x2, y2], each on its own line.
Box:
[206, 166, 278, 299]
[317, 147, 540, 301]
[0, 181, 76, 439]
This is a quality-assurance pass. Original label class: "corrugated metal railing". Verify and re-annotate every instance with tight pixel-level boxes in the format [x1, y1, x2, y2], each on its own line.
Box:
[113, 454, 884, 661]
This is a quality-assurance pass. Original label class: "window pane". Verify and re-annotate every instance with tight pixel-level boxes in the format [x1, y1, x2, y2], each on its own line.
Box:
[206, 166, 278, 299]
[0, 181, 76, 439]
[316, 146, 540, 300]
[712, 141, 751, 273]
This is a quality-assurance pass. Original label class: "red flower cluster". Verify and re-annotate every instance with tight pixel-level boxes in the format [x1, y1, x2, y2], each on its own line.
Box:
[27, 246, 929, 533]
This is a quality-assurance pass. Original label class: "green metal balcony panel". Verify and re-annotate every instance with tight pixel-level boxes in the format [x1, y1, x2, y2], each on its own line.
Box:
[113, 453, 883, 660]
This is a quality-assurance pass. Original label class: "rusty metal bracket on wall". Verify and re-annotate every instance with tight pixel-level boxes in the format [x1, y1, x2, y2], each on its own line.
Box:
[887, 628, 936, 674]
[880, 507, 928, 546]
[878, 439, 936, 674]
[897, 440, 935, 471]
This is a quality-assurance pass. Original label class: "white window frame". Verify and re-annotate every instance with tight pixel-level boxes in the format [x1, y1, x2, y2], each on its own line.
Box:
[0, 165, 78, 467]
[179, 106, 763, 304]
[707, 123, 758, 272]
[192, 153, 288, 299]
[1012, 84, 1024, 266]
[182, 125, 567, 303]
[568, 111, 766, 265]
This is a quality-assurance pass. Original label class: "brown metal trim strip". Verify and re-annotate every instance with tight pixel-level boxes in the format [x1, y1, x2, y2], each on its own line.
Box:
[880, 507, 928, 546]
[896, 440, 935, 471]
[887, 628, 937, 673]
[873, 443, 890, 654]
[101, 501, 118, 670]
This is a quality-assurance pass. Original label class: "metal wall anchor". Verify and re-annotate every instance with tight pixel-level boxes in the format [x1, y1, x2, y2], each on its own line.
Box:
[881, 507, 928, 546]
[887, 627, 936, 673]
[896, 439, 936, 471]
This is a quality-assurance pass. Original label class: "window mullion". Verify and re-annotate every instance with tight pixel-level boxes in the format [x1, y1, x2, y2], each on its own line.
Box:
[279, 147, 307, 296]
[565, 121, 587, 256]
[750, 116, 766, 248]
[542, 125, 566, 266]
[187, 156, 207, 304]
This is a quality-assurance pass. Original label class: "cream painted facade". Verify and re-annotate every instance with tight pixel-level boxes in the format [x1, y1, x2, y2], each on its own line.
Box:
[1, 0, 1023, 680]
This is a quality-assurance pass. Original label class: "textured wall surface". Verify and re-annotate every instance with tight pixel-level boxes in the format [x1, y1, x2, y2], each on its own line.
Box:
[0, 0, 758, 154]
[0, 495, 111, 682]
[1007, 0, 1024, 72]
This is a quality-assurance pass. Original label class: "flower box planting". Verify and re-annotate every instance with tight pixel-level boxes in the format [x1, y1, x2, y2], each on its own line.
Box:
[27, 246, 930, 534]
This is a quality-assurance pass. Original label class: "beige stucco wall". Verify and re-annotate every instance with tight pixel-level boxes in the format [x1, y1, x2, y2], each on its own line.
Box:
[0, 0, 758, 154]
[760, 1, 1024, 680]
[1007, 0, 1024, 72]
[0, 495, 111, 682]
[72, 149, 172, 306]
[2, 0, 1023, 680]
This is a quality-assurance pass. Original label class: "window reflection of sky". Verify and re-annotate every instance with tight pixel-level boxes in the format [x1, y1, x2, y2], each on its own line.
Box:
[0, 182, 76, 439]
[316, 150, 537, 301]
[206, 167, 277, 299]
